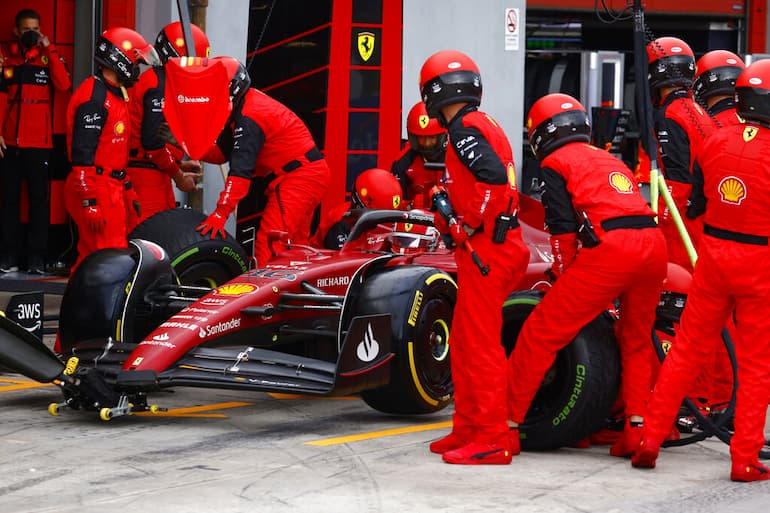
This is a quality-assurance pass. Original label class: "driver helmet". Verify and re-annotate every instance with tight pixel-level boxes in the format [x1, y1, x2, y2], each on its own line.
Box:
[406, 101, 447, 162]
[352, 168, 403, 209]
[94, 27, 160, 87]
[391, 210, 440, 254]
[155, 21, 211, 63]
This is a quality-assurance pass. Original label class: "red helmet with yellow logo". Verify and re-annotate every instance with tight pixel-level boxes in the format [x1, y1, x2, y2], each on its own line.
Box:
[735, 59, 770, 124]
[527, 93, 590, 161]
[95, 27, 160, 87]
[352, 168, 403, 210]
[406, 101, 447, 162]
[155, 22, 211, 63]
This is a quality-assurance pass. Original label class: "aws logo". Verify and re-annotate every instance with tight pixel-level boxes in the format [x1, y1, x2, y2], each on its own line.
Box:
[608, 171, 633, 194]
[215, 283, 258, 296]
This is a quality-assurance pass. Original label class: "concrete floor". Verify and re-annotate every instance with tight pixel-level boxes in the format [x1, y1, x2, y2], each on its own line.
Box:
[1, 284, 770, 513]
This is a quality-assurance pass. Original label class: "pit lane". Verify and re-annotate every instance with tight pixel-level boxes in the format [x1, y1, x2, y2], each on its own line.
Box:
[1, 289, 769, 513]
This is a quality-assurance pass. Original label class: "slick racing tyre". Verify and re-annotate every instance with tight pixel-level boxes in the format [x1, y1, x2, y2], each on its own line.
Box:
[357, 266, 457, 414]
[503, 290, 620, 451]
[129, 208, 249, 287]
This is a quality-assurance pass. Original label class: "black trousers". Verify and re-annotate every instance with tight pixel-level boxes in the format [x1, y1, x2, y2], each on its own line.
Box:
[1, 146, 51, 263]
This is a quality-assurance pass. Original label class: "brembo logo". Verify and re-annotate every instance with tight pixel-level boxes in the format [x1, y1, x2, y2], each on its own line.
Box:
[177, 94, 210, 103]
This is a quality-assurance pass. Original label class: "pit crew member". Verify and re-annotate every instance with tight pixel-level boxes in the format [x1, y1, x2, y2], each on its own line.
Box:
[196, 57, 330, 268]
[507, 93, 667, 459]
[632, 60, 770, 482]
[126, 22, 208, 225]
[420, 50, 529, 465]
[65, 27, 159, 271]
[390, 101, 447, 209]
[312, 167, 402, 250]
[648, 36, 716, 271]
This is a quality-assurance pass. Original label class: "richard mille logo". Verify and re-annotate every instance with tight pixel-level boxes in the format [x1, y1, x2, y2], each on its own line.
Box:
[357, 323, 380, 362]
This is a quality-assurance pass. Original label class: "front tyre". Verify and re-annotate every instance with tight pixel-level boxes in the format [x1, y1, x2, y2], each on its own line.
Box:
[356, 266, 457, 414]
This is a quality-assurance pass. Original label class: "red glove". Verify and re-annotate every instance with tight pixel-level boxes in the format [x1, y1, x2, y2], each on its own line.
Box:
[450, 222, 469, 247]
[198, 211, 228, 239]
[84, 205, 105, 234]
[433, 212, 450, 234]
[550, 232, 578, 278]
[196, 175, 251, 239]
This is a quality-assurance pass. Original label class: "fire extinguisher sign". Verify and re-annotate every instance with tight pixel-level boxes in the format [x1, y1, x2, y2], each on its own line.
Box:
[505, 7, 520, 51]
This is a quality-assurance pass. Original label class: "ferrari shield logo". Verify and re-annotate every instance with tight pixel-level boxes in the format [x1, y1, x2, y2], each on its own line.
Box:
[357, 32, 375, 62]
[743, 126, 759, 142]
[419, 115, 430, 129]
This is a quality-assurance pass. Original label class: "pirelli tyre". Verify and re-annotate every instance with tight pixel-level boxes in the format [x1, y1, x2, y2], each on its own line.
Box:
[128, 208, 249, 287]
[356, 266, 457, 414]
[503, 290, 620, 451]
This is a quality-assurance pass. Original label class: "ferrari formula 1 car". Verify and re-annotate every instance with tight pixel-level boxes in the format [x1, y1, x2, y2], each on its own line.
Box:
[0, 205, 620, 451]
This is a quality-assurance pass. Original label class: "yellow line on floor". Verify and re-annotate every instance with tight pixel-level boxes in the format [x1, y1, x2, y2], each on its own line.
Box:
[305, 420, 452, 446]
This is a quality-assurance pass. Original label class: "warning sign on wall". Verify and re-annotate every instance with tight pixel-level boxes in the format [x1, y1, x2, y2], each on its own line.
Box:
[505, 7, 520, 51]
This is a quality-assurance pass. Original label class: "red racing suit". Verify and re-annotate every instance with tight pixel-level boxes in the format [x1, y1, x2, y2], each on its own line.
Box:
[653, 89, 716, 271]
[708, 98, 742, 129]
[127, 67, 186, 224]
[507, 142, 667, 423]
[441, 105, 529, 446]
[683, 97, 741, 410]
[65, 75, 133, 270]
[210, 88, 330, 267]
[0, 41, 71, 266]
[390, 144, 444, 209]
[642, 122, 770, 469]
[0, 40, 71, 147]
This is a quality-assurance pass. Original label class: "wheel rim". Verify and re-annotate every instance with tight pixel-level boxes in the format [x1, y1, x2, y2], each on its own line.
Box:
[412, 295, 453, 400]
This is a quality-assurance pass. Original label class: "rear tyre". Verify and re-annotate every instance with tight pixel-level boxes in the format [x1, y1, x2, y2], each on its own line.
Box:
[502, 290, 620, 450]
[357, 266, 457, 414]
[129, 208, 248, 287]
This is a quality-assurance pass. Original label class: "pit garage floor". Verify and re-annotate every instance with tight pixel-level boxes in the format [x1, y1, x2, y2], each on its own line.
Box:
[1, 287, 770, 513]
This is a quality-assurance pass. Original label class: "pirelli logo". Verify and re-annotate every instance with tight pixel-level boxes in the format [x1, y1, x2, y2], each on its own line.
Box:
[408, 291, 424, 327]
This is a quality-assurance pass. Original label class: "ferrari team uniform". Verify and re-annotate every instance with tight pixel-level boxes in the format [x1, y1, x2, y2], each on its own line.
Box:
[684, 97, 741, 411]
[439, 105, 529, 453]
[65, 75, 133, 270]
[708, 98, 742, 128]
[312, 201, 353, 250]
[390, 144, 443, 210]
[0, 40, 71, 270]
[127, 67, 185, 224]
[507, 142, 667, 451]
[639, 122, 770, 478]
[208, 88, 330, 267]
[654, 89, 716, 271]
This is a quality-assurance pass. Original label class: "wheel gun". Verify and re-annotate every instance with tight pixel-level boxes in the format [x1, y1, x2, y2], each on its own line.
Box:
[430, 186, 490, 276]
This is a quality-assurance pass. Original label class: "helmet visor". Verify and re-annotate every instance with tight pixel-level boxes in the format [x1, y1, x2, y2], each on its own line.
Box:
[136, 44, 162, 67]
